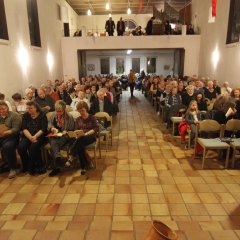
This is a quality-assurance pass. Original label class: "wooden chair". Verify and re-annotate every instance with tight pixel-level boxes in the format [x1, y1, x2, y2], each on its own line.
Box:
[194, 120, 230, 169]
[224, 119, 240, 168]
[95, 112, 113, 151]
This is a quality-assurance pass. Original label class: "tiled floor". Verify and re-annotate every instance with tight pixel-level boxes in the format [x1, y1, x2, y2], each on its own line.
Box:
[0, 90, 240, 239]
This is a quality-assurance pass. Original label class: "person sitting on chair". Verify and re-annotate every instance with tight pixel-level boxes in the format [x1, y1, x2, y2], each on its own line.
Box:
[48, 100, 75, 177]
[65, 101, 99, 175]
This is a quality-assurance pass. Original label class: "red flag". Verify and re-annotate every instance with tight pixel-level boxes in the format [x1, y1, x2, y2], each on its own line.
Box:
[212, 0, 217, 17]
[137, 0, 142, 14]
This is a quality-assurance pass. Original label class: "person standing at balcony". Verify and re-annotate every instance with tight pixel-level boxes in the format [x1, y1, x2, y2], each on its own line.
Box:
[117, 17, 125, 36]
[105, 17, 115, 36]
[145, 16, 155, 35]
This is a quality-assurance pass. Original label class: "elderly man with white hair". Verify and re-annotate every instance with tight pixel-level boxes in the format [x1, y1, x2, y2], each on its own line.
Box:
[221, 81, 232, 95]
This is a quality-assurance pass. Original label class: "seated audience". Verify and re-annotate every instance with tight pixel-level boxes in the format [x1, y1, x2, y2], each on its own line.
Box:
[57, 85, 68, 102]
[35, 87, 55, 113]
[12, 93, 27, 114]
[0, 93, 12, 111]
[48, 100, 75, 176]
[66, 101, 99, 175]
[65, 88, 76, 105]
[71, 91, 90, 111]
[221, 81, 232, 95]
[25, 88, 35, 102]
[196, 92, 208, 111]
[90, 88, 113, 117]
[18, 101, 48, 175]
[0, 101, 22, 178]
[230, 88, 240, 103]
[182, 85, 195, 108]
[213, 79, 221, 95]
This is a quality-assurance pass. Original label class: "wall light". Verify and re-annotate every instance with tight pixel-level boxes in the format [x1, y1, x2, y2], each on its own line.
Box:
[17, 43, 29, 75]
[127, 7, 131, 15]
[212, 46, 219, 69]
[106, 2, 110, 10]
[127, 49, 132, 55]
[87, 9, 92, 16]
[47, 50, 54, 72]
[108, 13, 112, 18]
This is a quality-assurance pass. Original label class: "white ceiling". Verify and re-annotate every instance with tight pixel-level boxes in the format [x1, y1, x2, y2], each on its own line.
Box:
[66, 0, 191, 15]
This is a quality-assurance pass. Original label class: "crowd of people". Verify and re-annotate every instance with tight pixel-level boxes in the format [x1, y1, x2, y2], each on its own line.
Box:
[73, 16, 195, 37]
[142, 75, 240, 148]
[104, 16, 195, 36]
[0, 77, 121, 179]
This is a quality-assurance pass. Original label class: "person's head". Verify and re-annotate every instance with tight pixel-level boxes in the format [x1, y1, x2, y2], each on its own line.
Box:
[55, 100, 66, 117]
[178, 81, 184, 90]
[77, 91, 85, 100]
[151, 17, 155, 21]
[45, 86, 52, 96]
[26, 101, 42, 116]
[109, 17, 112, 21]
[0, 93, 5, 101]
[189, 100, 198, 111]
[55, 79, 60, 85]
[37, 88, 46, 99]
[186, 85, 194, 95]
[85, 86, 91, 94]
[0, 101, 9, 117]
[25, 88, 34, 100]
[97, 89, 105, 101]
[196, 92, 204, 102]
[207, 80, 213, 89]
[223, 81, 229, 88]
[120, 17, 122, 21]
[58, 85, 64, 93]
[12, 93, 23, 103]
[68, 88, 76, 98]
[213, 79, 218, 86]
[171, 87, 178, 95]
[47, 80, 52, 86]
[76, 101, 89, 116]
[165, 84, 172, 94]
[231, 88, 240, 98]
[91, 85, 97, 92]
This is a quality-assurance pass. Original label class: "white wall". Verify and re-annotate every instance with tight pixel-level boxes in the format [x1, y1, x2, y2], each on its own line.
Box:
[0, 0, 77, 99]
[86, 52, 174, 76]
[61, 35, 201, 81]
[78, 14, 152, 34]
[191, 0, 240, 87]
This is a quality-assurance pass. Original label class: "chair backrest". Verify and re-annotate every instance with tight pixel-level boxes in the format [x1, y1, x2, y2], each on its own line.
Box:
[198, 119, 221, 133]
[225, 119, 240, 131]
[95, 111, 112, 123]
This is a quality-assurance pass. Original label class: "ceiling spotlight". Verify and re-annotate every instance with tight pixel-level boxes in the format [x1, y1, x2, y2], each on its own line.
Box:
[87, 9, 92, 16]
[127, 7, 131, 15]
[127, 49, 132, 55]
[106, 2, 110, 10]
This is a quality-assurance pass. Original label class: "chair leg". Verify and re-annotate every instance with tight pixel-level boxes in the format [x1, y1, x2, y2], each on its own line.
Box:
[202, 148, 206, 169]
[232, 148, 236, 168]
[225, 147, 230, 169]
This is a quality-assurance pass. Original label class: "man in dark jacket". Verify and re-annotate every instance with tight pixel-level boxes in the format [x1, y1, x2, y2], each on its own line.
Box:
[117, 17, 125, 36]
[105, 17, 115, 36]
[89, 89, 113, 116]
[145, 17, 155, 35]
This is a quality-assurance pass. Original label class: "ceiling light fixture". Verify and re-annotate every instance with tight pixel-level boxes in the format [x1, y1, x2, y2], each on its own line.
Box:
[108, 13, 112, 17]
[106, 2, 110, 10]
[127, 49, 132, 55]
[127, 7, 131, 14]
[87, 9, 92, 16]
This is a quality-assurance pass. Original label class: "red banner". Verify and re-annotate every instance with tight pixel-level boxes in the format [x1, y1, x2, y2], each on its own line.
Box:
[137, 0, 143, 14]
[212, 0, 217, 17]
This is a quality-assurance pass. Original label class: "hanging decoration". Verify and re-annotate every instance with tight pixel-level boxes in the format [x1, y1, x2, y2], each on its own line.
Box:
[137, 0, 143, 14]
[212, 0, 217, 17]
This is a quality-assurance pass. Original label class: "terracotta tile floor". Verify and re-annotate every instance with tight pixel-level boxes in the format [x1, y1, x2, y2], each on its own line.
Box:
[0, 90, 240, 239]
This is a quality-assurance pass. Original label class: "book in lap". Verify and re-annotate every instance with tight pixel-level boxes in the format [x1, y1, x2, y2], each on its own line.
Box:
[0, 124, 8, 133]
[67, 130, 85, 138]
